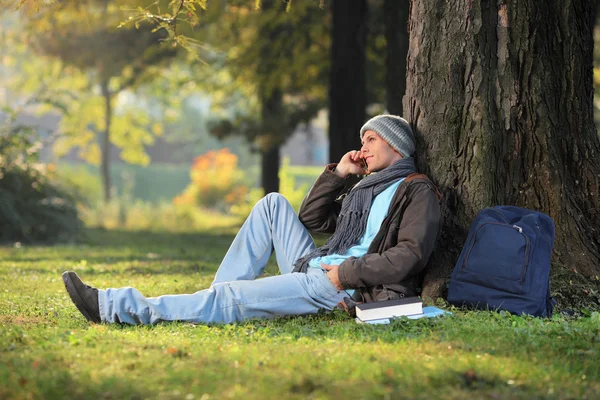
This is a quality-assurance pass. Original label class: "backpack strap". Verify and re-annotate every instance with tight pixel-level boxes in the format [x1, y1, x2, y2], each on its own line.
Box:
[405, 173, 442, 201]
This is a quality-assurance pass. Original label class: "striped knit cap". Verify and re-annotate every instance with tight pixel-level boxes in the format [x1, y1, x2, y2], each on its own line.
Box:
[360, 115, 415, 158]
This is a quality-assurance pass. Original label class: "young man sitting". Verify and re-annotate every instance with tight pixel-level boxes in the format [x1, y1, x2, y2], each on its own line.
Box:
[62, 115, 441, 325]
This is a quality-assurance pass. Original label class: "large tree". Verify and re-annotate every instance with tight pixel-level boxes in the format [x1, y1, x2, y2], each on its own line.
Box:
[403, 0, 600, 298]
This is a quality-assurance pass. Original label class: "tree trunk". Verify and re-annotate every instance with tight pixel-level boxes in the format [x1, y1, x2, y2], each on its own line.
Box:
[404, 0, 600, 299]
[259, 86, 284, 194]
[328, 0, 367, 162]
[261, 145, 280, 194]
[383, 0, 409, 115]
[100, 79, 112, 203]
[254, 0, 289, 194]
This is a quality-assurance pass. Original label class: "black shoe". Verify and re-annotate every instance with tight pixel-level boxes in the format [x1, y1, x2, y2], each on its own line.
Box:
[62, 271, 101, 323]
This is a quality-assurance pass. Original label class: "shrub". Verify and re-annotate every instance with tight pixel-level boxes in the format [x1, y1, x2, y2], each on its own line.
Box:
[0, 121, 81, 243]
[80, 199, 240, 232]
[230, 158, 310, 218]
[173, 148, 248, 211]
[172, 148, 313, 221]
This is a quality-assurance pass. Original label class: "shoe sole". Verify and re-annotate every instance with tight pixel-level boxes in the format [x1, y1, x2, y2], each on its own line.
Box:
[62, 272, 101, 323]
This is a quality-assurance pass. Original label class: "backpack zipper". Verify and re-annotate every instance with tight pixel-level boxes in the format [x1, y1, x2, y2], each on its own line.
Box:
[461, 222, 531, 282]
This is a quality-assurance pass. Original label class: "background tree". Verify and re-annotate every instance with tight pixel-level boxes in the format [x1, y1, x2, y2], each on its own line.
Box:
[201, 1, 329, 193]
[403, 0, 600, 298]
[328, 0, 367, 162]
[22, 0, 178, 202]
[364, 0, 410, 116]
[383, 0, 409, 115]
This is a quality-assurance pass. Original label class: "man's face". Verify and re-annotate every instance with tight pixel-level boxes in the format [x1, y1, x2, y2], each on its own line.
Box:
[360, 130, 403, 173]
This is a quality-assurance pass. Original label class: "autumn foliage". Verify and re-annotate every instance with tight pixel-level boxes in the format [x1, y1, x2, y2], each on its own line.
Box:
[173, 149, 248, 210]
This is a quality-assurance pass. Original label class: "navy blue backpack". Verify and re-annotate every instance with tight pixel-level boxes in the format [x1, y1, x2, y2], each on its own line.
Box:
[447, 206, 556, 317]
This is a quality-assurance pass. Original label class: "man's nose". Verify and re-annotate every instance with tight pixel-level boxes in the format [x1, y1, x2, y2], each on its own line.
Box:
[360, 143, 368, 153]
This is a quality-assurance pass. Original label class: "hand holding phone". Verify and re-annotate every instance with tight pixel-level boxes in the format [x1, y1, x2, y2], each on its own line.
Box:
[334, 150, 369, 178]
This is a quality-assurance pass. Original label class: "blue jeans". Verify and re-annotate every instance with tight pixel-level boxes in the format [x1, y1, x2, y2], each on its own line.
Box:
[98, 193, 347, 324]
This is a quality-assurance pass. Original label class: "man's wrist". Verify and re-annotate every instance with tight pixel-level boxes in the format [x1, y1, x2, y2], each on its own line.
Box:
[332, 165, 348, 178]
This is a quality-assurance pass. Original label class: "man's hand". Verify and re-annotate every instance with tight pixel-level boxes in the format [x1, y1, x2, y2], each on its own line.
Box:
[322, 263, 343, 290]
[333, 150, 368, 178]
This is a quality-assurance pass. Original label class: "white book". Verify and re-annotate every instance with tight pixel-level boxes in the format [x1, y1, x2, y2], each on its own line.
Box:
[355, 296, 422, 321]
[355, 306, 451, 324]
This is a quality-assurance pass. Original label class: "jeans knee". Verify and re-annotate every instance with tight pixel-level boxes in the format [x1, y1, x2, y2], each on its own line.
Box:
[259, 192, 289, 210]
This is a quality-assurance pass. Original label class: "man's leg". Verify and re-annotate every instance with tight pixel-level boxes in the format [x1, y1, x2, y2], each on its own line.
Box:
[98, 269, 345, 325]
[212, 193, 316, 284]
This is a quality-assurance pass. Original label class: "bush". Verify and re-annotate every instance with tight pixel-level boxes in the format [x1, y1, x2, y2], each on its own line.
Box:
[0, 122, 81, 243]
[230, 158, 310, 218]
[80, 199, 240, 232]
[173, 148, 248, 212]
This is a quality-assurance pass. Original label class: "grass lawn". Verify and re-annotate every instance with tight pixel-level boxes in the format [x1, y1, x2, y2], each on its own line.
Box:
[1, 227, 599, 399]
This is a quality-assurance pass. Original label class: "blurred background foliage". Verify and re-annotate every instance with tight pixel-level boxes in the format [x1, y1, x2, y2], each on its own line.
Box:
[0, 110, 81, 242]
[0, 0, 339, 242]
[2, 0, 599, 244]
[174, 148, 248, 211]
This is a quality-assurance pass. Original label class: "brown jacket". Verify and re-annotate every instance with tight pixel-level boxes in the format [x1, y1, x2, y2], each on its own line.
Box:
[298, 164, 442, 302]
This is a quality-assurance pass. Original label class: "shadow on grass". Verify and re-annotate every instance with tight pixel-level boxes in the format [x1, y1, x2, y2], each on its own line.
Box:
[0, 263, 220, 279]
[0, 228, 237, 264]
[79, 228, 237, 247]
[1, 355, 151, 399]
[0, 227, 237, 248]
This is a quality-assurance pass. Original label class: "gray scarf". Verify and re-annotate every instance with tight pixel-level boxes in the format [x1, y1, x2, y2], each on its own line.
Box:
[293, 157, 416, 273]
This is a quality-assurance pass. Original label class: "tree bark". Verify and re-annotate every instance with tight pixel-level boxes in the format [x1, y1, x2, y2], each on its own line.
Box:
[403, 0, 600, 299]
[383, 0, 409, 115]
[328, 0, 367, 162]
[100, 79, 112, 203]
[259, 87, 283, 194]
[254, 0, 289, 194]
[261, 145, 280, 194]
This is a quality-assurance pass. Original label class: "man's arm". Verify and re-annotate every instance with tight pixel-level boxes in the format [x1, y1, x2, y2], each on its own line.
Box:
[297, 164, 347, 234]
[337, 182, 442, 289]
[299, 151, 366, 233]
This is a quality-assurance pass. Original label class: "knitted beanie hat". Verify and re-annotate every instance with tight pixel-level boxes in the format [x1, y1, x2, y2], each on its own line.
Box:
[359, 115, 416, 158]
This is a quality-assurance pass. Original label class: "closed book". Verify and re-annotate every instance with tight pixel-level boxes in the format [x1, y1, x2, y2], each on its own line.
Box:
[355, 296, 422, 321]
[355, 306, 451, 324]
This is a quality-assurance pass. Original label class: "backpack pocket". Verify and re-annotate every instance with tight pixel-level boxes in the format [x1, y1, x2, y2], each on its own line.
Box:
[457, 222, 530, 295]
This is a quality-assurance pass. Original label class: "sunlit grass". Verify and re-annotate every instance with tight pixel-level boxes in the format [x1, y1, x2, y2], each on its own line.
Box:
[1, 227, 599, 399]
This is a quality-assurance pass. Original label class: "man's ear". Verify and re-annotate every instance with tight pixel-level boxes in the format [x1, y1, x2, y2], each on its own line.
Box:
[387, 142, 403, 158]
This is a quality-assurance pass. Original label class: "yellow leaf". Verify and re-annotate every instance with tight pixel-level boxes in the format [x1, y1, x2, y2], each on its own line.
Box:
[80, 143, 101, 166]
[151, 123, 163, 136]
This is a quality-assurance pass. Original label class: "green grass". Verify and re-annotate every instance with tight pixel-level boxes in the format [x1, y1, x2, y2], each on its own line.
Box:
[1, 228, 599, 399]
